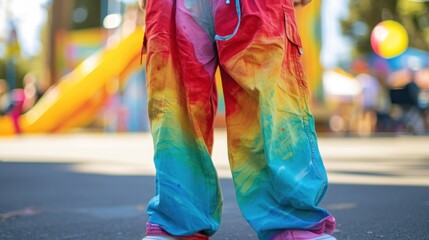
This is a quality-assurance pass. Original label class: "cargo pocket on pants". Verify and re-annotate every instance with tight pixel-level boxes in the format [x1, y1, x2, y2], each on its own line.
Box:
[281, 4, 309, 107]
[283, 5, 304, 57]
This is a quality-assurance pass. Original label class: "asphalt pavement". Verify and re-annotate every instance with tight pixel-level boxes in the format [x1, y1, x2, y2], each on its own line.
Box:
[0, 132, 428, 240]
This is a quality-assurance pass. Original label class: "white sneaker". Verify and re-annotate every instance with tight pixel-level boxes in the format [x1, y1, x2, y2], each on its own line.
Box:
[142, 236, 180, 240]
[308, 234, 336, 240]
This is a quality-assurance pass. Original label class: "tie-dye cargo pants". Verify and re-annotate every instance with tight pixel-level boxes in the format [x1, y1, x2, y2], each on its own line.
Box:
[143, 0, 336, 239]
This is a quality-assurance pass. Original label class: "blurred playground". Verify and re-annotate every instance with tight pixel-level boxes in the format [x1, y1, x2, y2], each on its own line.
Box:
[0, 0, 428, 136]
[1, 2, 429, 240]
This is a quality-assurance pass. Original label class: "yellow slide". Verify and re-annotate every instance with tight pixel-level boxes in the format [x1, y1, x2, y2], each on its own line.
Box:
[0, 28, 145, 135]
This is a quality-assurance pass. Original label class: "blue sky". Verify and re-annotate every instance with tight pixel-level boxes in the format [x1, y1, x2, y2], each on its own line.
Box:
[0, 0, 51, 59]
[321, 0, 352, 68]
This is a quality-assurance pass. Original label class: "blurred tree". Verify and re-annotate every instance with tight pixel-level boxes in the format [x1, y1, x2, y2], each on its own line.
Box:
[48, 0, 105, 83]
[48, 0, 73, 84]
[342, 0, 429, 55]
[397, 0, 429, 50]
[0, 0, 51, 89]
[71, 0, 102, 30]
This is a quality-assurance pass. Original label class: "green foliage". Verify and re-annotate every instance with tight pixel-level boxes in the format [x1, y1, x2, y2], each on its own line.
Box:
[0, 59, 28, 89]
[342, 0, 429, 56]
[397, 0, 429, 50]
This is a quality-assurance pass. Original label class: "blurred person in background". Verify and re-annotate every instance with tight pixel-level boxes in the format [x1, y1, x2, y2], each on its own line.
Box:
[0, 86, 25, 133]
[415, 68, 429, 132]
[351, 60, 386, 136]
[355, 72, 382, 136]
[388, 69, 426, 134]
[138, 0, 336, 239]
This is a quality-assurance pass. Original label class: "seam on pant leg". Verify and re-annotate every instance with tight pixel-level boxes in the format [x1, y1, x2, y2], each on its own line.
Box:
[295, 58, 326, 183]
[294, 55, 328, 208]
[283, 5, 327, 185]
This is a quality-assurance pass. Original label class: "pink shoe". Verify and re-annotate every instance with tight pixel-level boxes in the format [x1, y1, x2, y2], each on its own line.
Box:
[273, 230, 336, 240]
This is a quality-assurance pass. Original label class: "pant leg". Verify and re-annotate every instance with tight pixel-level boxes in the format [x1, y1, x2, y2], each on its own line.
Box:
[215, 0, 335, 239]
[144, 0, 221, 236]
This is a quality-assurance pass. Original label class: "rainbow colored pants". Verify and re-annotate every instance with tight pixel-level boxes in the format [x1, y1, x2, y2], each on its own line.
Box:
[144, 0, 335, 239]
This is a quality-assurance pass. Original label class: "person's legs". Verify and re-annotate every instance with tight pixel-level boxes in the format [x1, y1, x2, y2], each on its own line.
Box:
[215, 0, 335, 239]
[144, 0, 221, 237]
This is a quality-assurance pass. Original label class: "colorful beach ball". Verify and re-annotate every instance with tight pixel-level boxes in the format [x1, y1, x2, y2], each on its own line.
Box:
[370, 20, 408, 59]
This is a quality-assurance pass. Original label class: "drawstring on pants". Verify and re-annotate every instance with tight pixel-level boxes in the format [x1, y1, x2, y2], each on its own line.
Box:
[214, 0, 241, 41]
